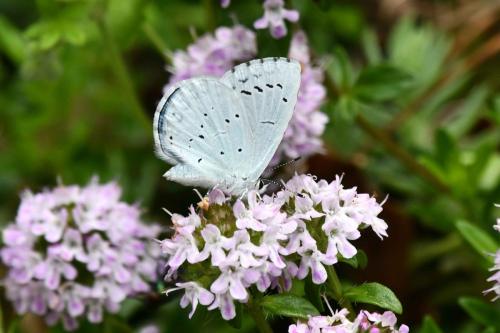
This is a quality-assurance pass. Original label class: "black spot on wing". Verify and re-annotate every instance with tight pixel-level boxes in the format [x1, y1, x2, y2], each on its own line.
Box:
[241, 90, 252, 95]
[277, 83, 283, 89]
[266, 84, 273, 88]
[261, 121, 275, 125]
[282, 98, 288, 102]
[254, 86, 263, 93]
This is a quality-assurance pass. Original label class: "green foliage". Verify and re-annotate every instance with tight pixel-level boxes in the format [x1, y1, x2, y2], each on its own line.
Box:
[260, 294, 320, 319]
[344, 282, 403, 314]
[418, 316, 444, 333]
[339, 249, 368, 269]
[456, 220, 498, 264]
[353, 65, 413, 102]
[459, 297, 500, 330]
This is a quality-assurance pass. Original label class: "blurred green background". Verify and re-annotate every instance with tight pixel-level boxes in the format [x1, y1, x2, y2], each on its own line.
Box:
[0, 0, 499, 332]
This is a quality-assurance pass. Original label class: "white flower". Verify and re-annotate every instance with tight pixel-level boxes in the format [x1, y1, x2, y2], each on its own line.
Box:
[166, 282, 214, 318]
[198, 224, 229, 265]
[224, 230, 267, 268]
[208, 291, 236, 320]
[160, 227, 200, 272]
[254, 0, 299, 39]
[210, 263, 260, 301]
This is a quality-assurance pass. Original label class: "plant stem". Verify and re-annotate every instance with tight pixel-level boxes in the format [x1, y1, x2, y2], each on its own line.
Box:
[96, 15, 151, 134]
[410, 233, 462, 268]
[203, 0, 216, 31]
[354, 114, 450, 194]
[325, 266, 354, 315]
[247, 297, 273, 333]
[142, 22, 171, 63]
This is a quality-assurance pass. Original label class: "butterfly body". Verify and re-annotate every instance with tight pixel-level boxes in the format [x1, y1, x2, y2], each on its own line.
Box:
[153, 57, 301, 195]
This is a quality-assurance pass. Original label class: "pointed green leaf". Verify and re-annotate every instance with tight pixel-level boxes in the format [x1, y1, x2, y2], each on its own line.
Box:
[305, 277, 325, 312]
[353, 65, 413, 102]
[459, 297, 500, 329]
[456, 220, 498, 263]
[260, 294, 320, 319]
[344, 282, 403, 314]
[419, 316, 443, 333]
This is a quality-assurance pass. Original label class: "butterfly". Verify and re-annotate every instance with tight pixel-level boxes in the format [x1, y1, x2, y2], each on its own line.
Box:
[153, 57, 301, 195]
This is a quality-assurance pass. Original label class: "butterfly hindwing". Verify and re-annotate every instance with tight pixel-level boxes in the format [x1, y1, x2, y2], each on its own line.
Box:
[221, 57, 301, 180]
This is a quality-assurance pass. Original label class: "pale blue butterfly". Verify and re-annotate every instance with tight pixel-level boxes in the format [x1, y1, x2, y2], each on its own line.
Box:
[153, 57, 301, 195]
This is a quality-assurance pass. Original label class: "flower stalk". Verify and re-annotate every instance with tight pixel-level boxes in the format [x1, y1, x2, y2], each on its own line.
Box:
[246, 296, 274, 333]
[325, 266, 354, 315]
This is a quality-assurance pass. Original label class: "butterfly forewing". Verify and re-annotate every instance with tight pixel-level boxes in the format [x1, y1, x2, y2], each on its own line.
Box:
[154, 77, 253, 189]
[221, 57, 301, 181]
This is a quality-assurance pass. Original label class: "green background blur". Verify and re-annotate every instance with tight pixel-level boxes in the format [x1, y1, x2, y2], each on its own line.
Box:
[0, 0, 499, 332]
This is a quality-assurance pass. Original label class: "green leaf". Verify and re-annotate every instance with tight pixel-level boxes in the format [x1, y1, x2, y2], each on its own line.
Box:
[444, 86, 489, 138]
[340, 250, 368, 269]
[456, 220, 498, 263]
[0, 16, 26, 64]
[305, 277, 325, 312]
[7, 320, 19, 333]
[260, 294, 320, 319]
[328, 46, 355, 90]
[353, 64, 413, 102]
[459, 297, 500, 329]
[104, 316, 134, 333]
[333, 95, 364, 120]
[344, 282, 403, 314]
[361, 28, 382, 65]
[419, 316, 443, 333]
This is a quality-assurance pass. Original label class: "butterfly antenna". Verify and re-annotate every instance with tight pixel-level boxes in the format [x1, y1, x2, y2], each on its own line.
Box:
[322, 294, 335, 316]
[260, 177, 286, 191]
[162, 208, 173, 217]
[193, 189, 204, 201]
[272, 156, 301, 171]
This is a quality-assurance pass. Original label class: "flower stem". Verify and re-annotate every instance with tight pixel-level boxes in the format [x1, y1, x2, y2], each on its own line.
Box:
[142, 22, 171, 63]
[95, 12, 151, 134]
[325, 266, 354, 315]
[354, 114, 450, 194]
[246, 297, 274, 333]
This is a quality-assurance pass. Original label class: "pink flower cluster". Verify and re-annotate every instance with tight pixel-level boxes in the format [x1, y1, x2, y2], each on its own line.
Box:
[159, 174, 388, 320]
[1, 180, 160, 330]
[271, 31, 328, 165]
[485, 204, 500, 301]
[289, 308, 409, 333]
[165, 25, 256, 90]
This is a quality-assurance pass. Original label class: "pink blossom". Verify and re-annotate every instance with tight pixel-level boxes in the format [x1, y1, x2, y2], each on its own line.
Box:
[254, 0, 299, 39]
